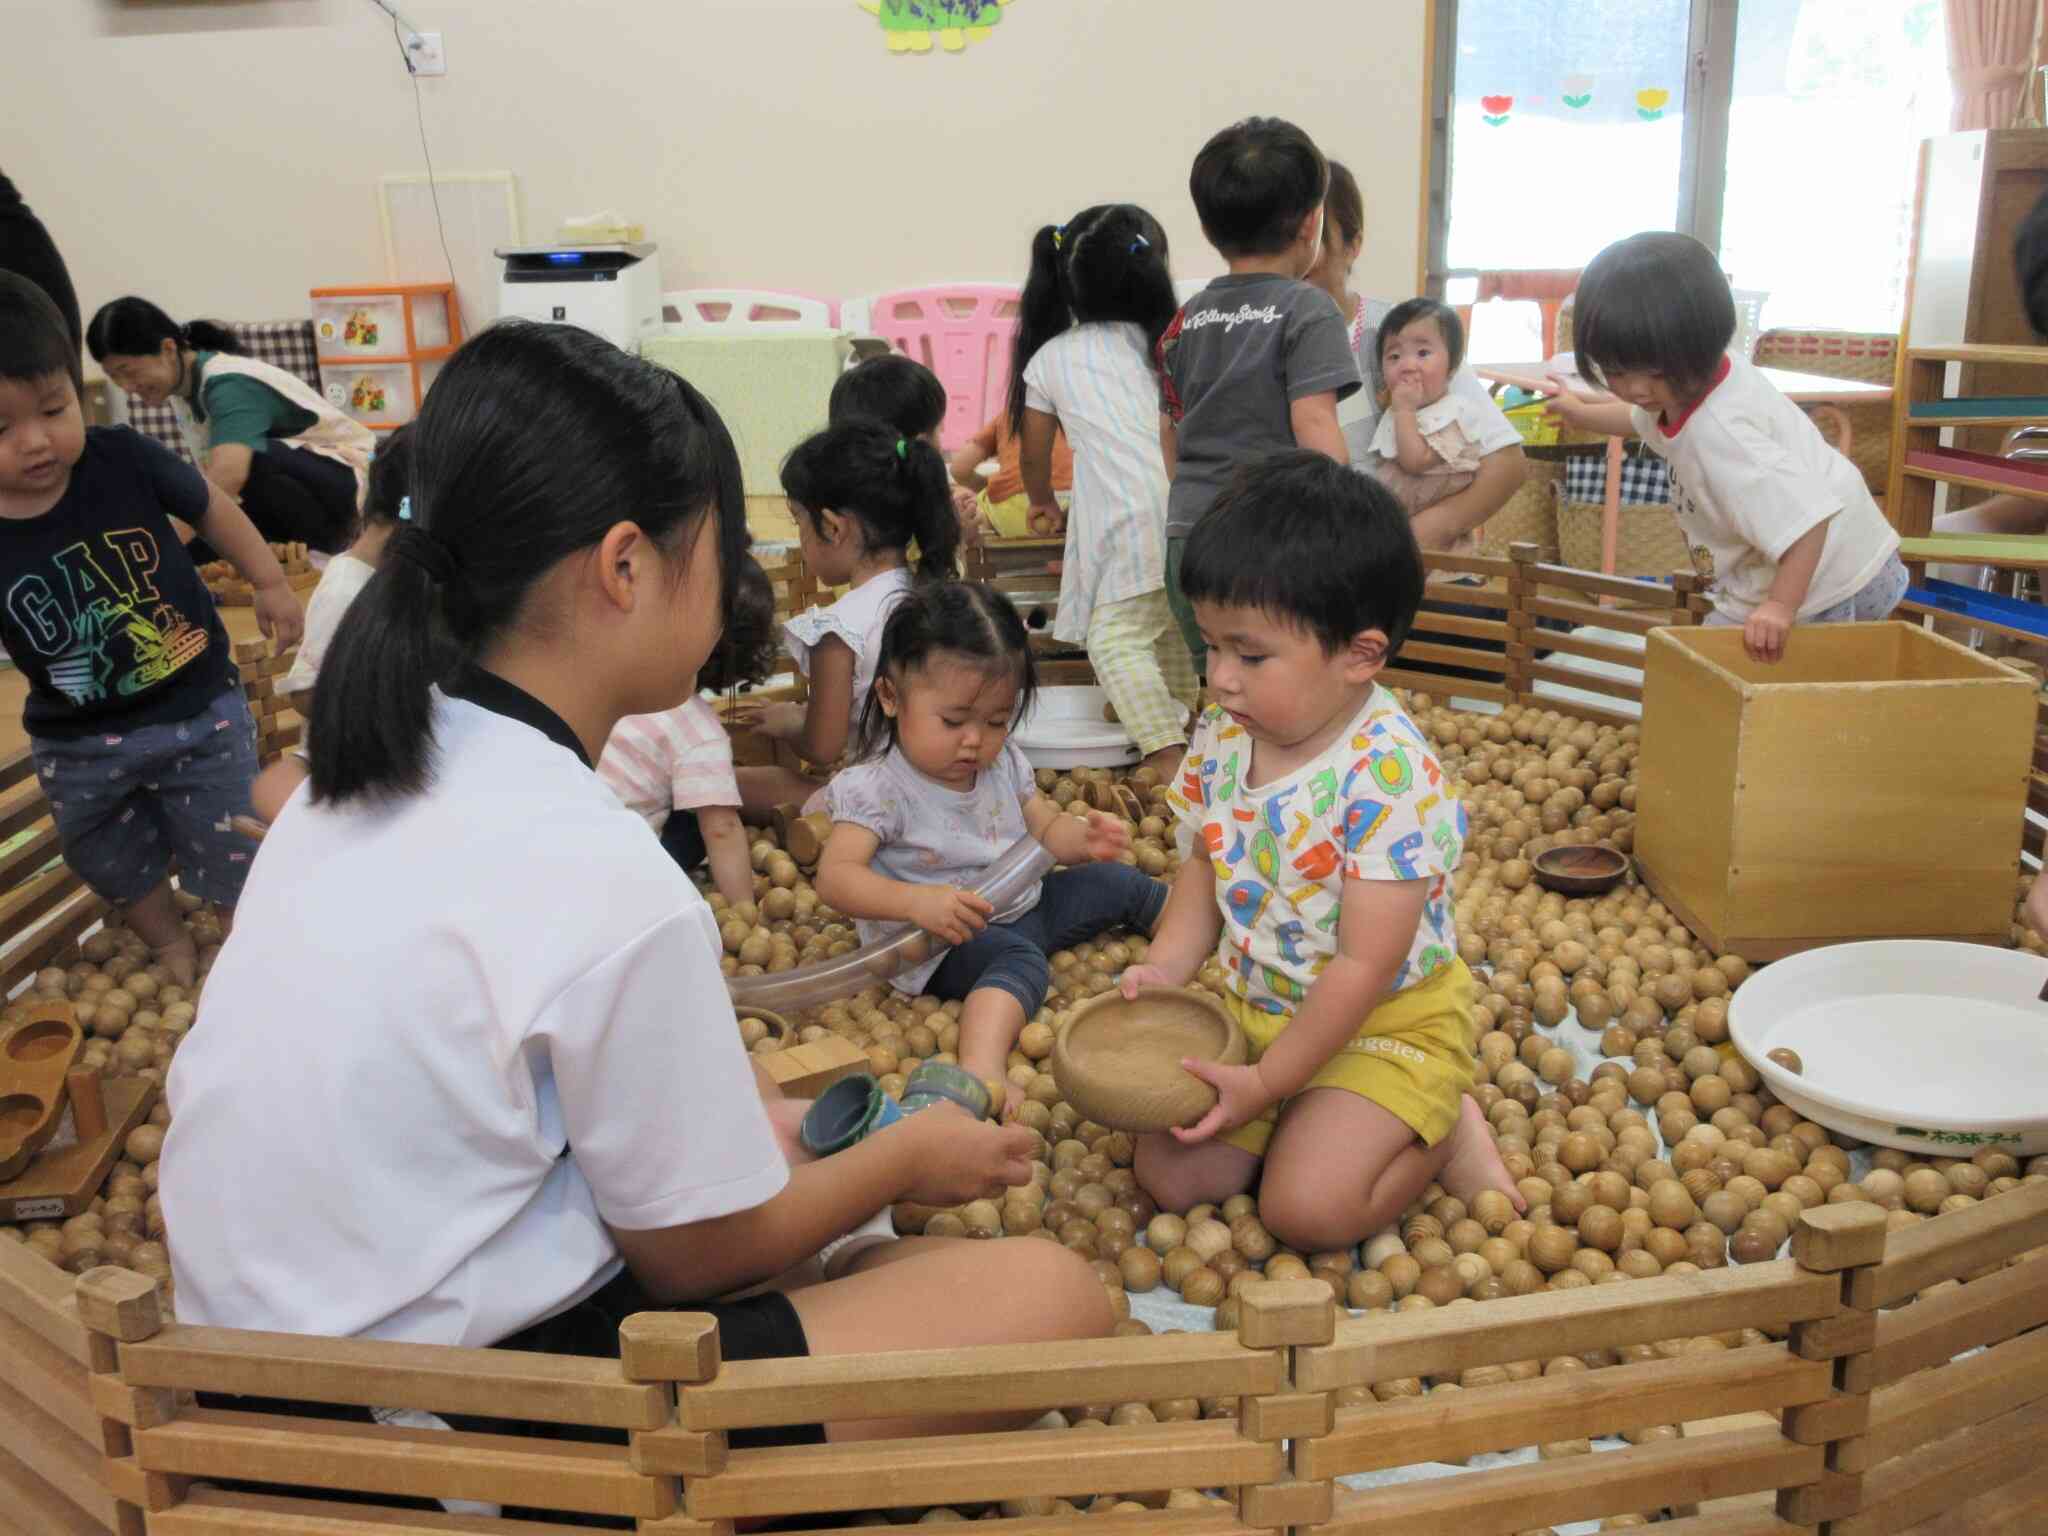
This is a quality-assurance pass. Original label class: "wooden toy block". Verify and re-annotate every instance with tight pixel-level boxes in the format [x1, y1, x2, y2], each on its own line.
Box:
[757, 1036, 868, 1099]
[621, 1313, 722, 1385]
[1238, 1280, 1337, 1349]
[631, 1425, 728, 1477]
[1791, 1308, 1878, 1362]
[1791, 1201, 1889, 1273]
[75, 1268, 164, 1343]
[0, 1075, 156, 1222]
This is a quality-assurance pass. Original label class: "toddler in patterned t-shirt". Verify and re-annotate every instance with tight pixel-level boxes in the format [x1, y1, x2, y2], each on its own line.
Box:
[1119, 453, 1521, 1254]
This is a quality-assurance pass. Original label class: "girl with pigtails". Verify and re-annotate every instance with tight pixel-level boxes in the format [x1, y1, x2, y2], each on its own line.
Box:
[1006, 203, 1196, 783]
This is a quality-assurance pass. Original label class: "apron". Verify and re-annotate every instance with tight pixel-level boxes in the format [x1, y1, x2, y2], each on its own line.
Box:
[174, 353, 375, 508]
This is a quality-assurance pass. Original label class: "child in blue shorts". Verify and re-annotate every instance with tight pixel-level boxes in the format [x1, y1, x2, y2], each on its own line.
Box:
[0, 274, 304, 982]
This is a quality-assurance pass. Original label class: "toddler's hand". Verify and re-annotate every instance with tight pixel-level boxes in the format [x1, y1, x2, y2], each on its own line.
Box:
[253, 582, 305, 655]
[1540, 373, 1603, 432]
[1117, 963, 1174, 1000]
[951, 484, 983, 547]
[1081, 810, 1130, 862]
[907, 884, 993, 946]
[1170, 1059, 1274, 1145]
[900, 1107, 1040, 1206]
[1389, 377, 1427, 412]
[1743, 599, 1794, 664]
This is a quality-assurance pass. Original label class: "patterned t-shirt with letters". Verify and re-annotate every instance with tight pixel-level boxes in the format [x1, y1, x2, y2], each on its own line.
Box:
[1166, 688, 1465, 1017]
[0, 427, 234, 738]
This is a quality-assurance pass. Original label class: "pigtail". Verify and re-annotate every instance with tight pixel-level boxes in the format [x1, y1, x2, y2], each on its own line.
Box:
[309, 551, 447, 802]
[782, 420, 956, 579]
[1066, 205, 1178, 361]
[900, 436, 959, 581]
[1006, 222, 1073, 433]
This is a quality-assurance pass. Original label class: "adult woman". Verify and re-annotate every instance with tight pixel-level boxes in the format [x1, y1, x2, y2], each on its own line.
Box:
[160, 322, 1111, 1459]
[88, 297, 373, 551]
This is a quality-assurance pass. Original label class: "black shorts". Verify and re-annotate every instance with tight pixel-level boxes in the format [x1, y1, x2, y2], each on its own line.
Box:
[197, 1271, 823, 1527]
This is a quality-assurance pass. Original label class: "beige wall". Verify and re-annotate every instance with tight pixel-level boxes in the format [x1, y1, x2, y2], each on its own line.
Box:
[4, 0, 1427, 329]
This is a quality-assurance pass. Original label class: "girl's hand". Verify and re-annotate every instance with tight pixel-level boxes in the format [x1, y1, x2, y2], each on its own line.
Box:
[907, 884, 993, 946]
[252, 582, 305, 654]
[951, 484, 983, 547]
[1743, 599, 1794, 663]
[1117, 962, 1174, 1000]
[1028, 500, 1066, 536]
[1169, 1059, 1275, 1145]
[1081, 810, 1130, 862]
[758, 702, 807, 742]
[898, 1107, 1042, 1206]
[1541, 373, 1603, 431]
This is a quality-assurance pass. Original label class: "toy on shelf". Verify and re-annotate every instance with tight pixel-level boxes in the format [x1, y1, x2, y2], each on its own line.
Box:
[309, 281, 463, 432]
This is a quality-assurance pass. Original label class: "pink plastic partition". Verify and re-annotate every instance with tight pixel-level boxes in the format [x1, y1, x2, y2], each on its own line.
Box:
[860, 286, 1021, 450]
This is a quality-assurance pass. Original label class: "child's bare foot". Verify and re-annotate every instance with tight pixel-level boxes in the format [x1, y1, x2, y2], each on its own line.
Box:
[152, 937, 199, 989]
[1441, 1095, 1525, 1213]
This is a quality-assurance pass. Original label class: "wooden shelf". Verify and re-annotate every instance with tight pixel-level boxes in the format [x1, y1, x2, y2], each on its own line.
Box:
[1904, 343, 2048, 367]
[1898, 533, 2048, 571]
[1904, 414, 2048, 429]
[1901, 447, 2048, 501]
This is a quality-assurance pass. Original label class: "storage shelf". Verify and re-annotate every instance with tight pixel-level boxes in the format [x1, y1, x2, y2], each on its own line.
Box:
[1898, 534, 2048, 571]
[318, 344, 456, 368]
[1901, 447, 2048, 501]
[1904, 342, 2048, 366]
[1904, 414, 2048, 429]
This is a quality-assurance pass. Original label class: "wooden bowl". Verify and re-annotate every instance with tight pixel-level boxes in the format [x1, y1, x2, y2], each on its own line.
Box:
[736, 1006, 795, 1051]
[1532, 844, 1632, 896]
[1052, 987, 1246, 1133]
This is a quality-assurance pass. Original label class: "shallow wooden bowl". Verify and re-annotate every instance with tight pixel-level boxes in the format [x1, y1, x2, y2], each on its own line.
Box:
[737, 1006, 795, 1050]
[1532, 844, 1632, 896]
[1052, 987, 1246, 1133]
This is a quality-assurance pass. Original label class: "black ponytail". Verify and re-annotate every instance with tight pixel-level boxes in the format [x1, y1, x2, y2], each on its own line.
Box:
[1007, 204, 1178, 433]
[84, 297, 242, 361]
[781, 419, 958, 582]
[854, 581, 1038, 762]
[309, 321, 746, 804]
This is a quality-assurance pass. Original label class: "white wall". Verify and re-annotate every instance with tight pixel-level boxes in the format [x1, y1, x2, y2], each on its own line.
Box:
[3, 0, 1427, 328]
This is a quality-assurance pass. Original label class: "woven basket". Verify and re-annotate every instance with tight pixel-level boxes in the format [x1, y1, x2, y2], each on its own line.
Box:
[1558, 498, 1710, 582]
[1477, 463, 1561, 561]
[1753, 329, 1897, 385]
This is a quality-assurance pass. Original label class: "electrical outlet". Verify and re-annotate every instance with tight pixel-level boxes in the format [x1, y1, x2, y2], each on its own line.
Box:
[406, 30, 446, 76]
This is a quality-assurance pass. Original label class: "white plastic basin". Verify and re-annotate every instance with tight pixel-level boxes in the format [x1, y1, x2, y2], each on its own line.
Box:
[1728, 940, 2048, 1156]
[1015, 686, 1179, 771]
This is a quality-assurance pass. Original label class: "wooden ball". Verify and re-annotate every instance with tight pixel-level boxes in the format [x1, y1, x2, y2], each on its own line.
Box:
[1528, 1226, 1578, 1274]
[1347, 1269, 1394, 1310]
[1180, 1266, 1225, 1307]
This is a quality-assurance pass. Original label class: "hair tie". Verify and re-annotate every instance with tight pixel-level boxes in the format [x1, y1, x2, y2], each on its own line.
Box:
[1052, 225, 1066, 251]
[396, 495, 412, 523]
[390, 524, 457, 585]
[1130, 233, 1150, 254]
[895, 438, 908, 460]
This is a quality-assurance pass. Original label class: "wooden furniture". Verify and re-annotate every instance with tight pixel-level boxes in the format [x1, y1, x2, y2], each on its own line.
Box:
[1634, 622, 2035, 962]
[307, 281, 461, 434]
[1887, 342, 2048, 578]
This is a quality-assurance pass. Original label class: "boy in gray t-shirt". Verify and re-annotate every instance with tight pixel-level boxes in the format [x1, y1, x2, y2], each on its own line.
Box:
[1159, 117, 1361, 669]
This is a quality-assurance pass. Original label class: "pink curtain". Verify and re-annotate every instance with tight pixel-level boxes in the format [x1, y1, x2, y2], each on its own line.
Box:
[1945, 0, 2038, 130]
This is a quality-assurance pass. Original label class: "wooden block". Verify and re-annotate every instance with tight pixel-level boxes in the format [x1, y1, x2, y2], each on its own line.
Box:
[1312, 1426, 1820, 1536]
[75, 1266, 164, 1343]
[1831, 1397, 2048, 1536]
[620, 1313, 722, 1386]
[1775, 1467, 1863, 1524]
[1791, 1307, 1877, 1361]
[1238, 1280, 1337, 1349]
[1842, 1257, 2048, 1395]
[1300, 1345, 1829, 1481]
[1243, 1390, 1333, 1444]
[121, 1324, 669, 1429]
[679, 1330, 1280, 1431]
[1792, 1202, 1889, 1272]
[1833, 1321, 2048, 1474]
[64, 1070, 105, 1143]
[1847, 1181, 2048, 1310]
[755, 1036, 868, 1099]
[135, 1407, 671, 1519]
[684, 1418, 1283, 1521]
[1294, 1263, 1839, 1392]
[1781, 1391, 1870, 1445]
[1240, 1475, 1332, 1529]
[631, 1425, 728, 1477]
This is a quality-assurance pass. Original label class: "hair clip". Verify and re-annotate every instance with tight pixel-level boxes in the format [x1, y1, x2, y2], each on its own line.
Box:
[1130, 233, 1150, 254]
[1053, 225, 1066, 251]
[895, 438, 908, 460]
[397, 495, 412, 523]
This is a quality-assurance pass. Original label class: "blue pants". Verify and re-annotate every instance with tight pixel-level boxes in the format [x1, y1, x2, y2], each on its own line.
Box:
[925, 862, 1168, 1018]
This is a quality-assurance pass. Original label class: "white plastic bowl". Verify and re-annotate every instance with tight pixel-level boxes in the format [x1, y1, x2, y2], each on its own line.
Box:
[1015, 686, 1190, 771]
[1728, 940, 2048, 1156]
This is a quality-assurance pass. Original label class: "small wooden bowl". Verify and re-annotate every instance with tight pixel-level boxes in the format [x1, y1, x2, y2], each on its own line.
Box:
[1532, 844, 1632, 896]
[1052, 987, 1246, 1133]
[736, 1006, 795, 1051]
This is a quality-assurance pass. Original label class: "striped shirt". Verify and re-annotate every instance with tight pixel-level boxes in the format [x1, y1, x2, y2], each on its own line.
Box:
[598, 696, 740, 832]
[1023, 322, 1170, 643]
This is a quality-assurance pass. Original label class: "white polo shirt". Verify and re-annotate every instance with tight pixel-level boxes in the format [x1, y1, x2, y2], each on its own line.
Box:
[1633, 356, 1898, 622]
[162, 674, 787, 1348]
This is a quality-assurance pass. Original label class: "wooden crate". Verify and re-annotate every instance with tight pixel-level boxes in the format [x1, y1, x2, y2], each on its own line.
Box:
[1635, 621, 2036, 960]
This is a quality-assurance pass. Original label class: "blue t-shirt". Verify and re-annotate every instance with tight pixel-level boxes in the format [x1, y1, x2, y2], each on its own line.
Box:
[0, 427, 235, 738]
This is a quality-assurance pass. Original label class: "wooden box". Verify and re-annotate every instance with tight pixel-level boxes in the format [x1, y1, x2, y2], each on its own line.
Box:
[1635, 622, 2034, 960]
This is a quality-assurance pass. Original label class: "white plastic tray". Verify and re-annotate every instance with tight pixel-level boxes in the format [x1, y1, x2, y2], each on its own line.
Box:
[1728, 940, 2048, 1155]
[1014, 686, 1165, 770]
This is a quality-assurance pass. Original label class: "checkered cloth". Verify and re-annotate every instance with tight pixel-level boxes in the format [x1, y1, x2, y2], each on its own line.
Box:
[1562, 448, 1672, 507]
[119, 320, 325, 464]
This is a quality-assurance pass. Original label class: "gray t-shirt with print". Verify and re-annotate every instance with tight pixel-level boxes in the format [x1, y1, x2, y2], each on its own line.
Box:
[1159, 273, 1362, 538]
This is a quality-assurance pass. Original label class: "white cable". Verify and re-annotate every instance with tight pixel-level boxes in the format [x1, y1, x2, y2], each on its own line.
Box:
[364, 0, 424, 43]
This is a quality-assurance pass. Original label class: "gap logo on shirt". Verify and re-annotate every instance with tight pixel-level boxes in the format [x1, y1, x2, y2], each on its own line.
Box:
[5, 529, 210, 705]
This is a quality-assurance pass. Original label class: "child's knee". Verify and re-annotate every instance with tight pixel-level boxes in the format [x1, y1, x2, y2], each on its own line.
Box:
[995, 1238, 1118, 1339]
[1258, 1182, 1374, 1254]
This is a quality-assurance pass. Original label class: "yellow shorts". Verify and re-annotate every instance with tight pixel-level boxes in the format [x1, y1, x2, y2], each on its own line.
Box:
[1218, 958, 1480, 1159]
[980, 490, 1034, 539]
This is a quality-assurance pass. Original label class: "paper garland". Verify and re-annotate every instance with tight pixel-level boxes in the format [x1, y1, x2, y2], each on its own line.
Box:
[857, 0, 1013, 54]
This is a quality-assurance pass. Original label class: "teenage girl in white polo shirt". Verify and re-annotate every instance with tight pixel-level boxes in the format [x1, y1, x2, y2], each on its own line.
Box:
[161, 322, 1112, 1454]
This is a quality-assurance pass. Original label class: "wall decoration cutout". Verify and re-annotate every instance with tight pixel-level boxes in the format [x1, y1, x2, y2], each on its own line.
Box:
[1561, 74, 1594, 109]
[1480, 94, 1514, 125]
[858, 0, 1013, 54]
[1635, 88, 1670, 121]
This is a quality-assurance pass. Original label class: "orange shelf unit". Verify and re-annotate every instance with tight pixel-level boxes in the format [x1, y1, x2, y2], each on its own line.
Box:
[308, 281, 462, 432]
